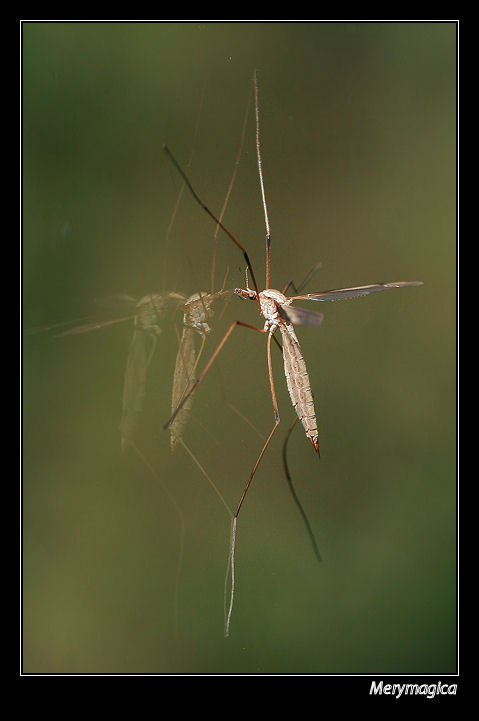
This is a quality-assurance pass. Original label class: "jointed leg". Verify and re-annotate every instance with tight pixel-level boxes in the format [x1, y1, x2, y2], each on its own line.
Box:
[232, 331, 280, 517]
[164, 320, 266, 431]
[282, 416, 322, 564]
[225, 330, 281, 636]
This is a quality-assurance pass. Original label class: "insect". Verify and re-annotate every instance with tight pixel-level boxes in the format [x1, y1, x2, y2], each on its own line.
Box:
[170, 289, 230, 451]
[164, 70, 423, 636]
[117, 293, 187, 451]
[27, 81, 287, 639]
[27, 291, 189, 628]
[35, 293, 186, 449]
[167, 81, 254, 514]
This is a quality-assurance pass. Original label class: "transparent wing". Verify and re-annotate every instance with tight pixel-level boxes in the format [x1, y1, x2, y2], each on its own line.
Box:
[24, 316, 95, 336]
[282, 260, 322, 295]
[55, 314, 138, 336]
[278, 305, 324, 327]
[120, 329, 157, 450]
[25, 295, 140, 337]
[93, 294, 138, 310]
[145, 292, 187, 312]
[28, 292, 186, 337]
[288, 281, 423, 302]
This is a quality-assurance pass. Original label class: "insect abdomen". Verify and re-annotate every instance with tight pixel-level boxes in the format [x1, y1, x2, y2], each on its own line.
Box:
[170, 326, 196, 453]
[280, 322, 319, 454]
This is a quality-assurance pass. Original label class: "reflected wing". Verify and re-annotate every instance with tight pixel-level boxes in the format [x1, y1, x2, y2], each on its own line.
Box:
[289, 281, 423, 302]
[55, 314, 138, 336]
[24, 316, 94, 336]
[120, 329, 157, 450]
[160, 292, 189, 311]
[278, 305, 324, 327]
[26, 293, 186, 339]
[93, 294, 138, 310]
[25, 296, 139, 337]
[137, 292, 187, 313]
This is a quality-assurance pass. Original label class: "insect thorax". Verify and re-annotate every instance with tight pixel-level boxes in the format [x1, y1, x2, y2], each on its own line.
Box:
[183, 293, 216, 336]
[259, 289, 289, 331]
[135, 292, 185, 335]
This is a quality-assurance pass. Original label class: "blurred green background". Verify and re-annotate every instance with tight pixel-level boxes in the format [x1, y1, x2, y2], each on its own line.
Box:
[23, 22, 456, 674]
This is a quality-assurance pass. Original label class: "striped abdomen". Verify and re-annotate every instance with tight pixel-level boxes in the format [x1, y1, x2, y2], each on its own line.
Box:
[280, 321, 319, 454]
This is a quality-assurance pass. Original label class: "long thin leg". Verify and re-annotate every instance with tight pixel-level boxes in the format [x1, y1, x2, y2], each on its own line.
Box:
[172, 324, 208, 420]
[232, 332, 280, 517]
[163, 320, 267, 432]
[191, 332, 207, 377]
[178, 438, 232, 517]
[163, 317, 271, 636]
[127, 439, 185, 633]
[282, 416, 322, 563]
[282, 261, 323, 296]
[213, 354, 265, 441]
[144, 333, 158, 375]
[225, 330, 281, 636]
[163, 146, 262, 309]
[171, 326, 234, 515]
[226, 403, 265, 441]
[162, 84, 205, 295]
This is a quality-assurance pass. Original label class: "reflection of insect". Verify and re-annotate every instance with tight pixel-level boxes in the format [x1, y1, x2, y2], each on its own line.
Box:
[169, 288, 234, 517]
[170, 289, 231, 454]
[167, 79, 254, 514]
[27, 291, 188, 629]
[118, 293, 187, 451]
[31, 288, 239, 625]
[41, 292, 186, 450]
[26, 82, 261, 633]
[164, 70, 423, 635]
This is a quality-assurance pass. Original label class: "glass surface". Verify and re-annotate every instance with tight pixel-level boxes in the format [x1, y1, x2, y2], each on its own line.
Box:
[23, 21, 456, 674]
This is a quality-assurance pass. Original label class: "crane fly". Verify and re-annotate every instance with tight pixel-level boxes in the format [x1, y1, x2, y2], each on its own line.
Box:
[167, 79, 256, 517]
[26, 291, 189, 629]
[27, 81, 269, 631]
[170, 288, 231, 455]
[164, 70, 423, 636]
[31, 286, 239, 626]
[36, 292, 186, 450]
[118, 293, 187, 450]
[168, 81, 252, 459]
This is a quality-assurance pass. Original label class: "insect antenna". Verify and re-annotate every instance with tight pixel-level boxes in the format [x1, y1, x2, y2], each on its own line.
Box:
[211, 81, 253, 296]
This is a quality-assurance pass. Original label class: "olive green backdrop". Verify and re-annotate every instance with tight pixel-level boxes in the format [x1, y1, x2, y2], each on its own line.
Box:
[23, 21, 456, 674]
